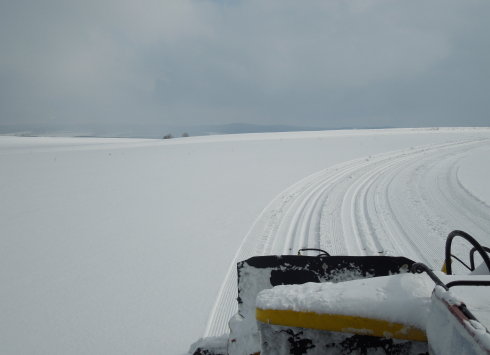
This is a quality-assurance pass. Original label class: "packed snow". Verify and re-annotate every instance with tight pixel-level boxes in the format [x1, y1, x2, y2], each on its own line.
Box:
[1, 128, 490, 354]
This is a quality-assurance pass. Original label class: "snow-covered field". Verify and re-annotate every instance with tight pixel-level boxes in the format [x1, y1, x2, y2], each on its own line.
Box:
[1, 128, 489, 355]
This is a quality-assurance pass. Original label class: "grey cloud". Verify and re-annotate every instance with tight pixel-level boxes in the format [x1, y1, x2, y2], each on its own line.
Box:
[1, 0, 489, 130]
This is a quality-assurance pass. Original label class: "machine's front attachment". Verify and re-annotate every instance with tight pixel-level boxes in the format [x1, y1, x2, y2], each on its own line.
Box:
[229, 254, 415, 355]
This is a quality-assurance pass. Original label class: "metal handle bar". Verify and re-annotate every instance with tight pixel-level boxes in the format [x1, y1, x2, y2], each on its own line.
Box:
[297, 248, 331, 256]
[445, 230, 490, 275]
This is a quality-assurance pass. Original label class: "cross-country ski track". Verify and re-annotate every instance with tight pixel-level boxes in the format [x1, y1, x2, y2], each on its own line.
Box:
[204, 137, 490, 337]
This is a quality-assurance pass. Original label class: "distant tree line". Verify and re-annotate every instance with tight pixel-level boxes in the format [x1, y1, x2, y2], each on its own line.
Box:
[163, 133, 189, 139]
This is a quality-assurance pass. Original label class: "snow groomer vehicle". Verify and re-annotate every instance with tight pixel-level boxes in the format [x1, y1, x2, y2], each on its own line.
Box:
[190, 230, 490, 355]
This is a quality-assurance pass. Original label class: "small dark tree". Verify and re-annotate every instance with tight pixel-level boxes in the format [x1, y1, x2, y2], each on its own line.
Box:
[182, 132, 189, 137]
[163, 133, 173, 139]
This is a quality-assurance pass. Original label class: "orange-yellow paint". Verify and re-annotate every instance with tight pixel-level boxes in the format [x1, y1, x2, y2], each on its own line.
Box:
[256, 308, 427, 342]
[441, 259, 453, 274]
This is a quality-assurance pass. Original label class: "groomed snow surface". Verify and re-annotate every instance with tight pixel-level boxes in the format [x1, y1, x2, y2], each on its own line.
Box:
[1, 128, 490, 355]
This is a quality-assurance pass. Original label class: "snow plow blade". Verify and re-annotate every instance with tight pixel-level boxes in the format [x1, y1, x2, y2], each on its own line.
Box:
[255, 270, 431, 355]
[225, 254, 415, 355]
[191, 254, 415, 355]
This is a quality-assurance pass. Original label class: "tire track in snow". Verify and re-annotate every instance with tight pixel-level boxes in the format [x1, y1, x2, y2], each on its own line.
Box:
[204, 138, 490, 336]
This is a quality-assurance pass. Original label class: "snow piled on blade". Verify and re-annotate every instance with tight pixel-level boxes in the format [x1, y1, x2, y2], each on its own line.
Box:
[255, 272, 435, 330]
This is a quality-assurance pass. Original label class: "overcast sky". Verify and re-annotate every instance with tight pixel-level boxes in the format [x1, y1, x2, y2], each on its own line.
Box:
[1, 0, 489, 129]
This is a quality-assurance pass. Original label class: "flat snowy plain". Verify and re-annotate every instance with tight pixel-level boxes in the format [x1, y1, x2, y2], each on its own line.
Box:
[1, 128, 489, 355]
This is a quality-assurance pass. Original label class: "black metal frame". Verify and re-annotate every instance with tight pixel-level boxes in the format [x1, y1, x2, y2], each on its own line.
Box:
[445, 230, 490, 275]
[445, 280, 490, 288]
[469, 246, 490, 271]
[297, 248, 331, 256]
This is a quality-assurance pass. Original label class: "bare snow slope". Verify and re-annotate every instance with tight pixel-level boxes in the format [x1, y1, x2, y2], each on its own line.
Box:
[0, 128, 489, 355]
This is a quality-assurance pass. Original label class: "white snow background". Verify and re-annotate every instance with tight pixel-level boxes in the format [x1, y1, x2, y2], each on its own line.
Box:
[1, 128, 489, 354]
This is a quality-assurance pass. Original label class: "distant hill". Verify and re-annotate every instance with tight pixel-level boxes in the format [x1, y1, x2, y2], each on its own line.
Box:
[177, 123, 330, 136]
[0, 122, 391, 138]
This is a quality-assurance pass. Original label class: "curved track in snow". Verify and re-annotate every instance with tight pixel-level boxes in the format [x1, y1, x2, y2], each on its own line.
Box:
[204, 138, 490, 336]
